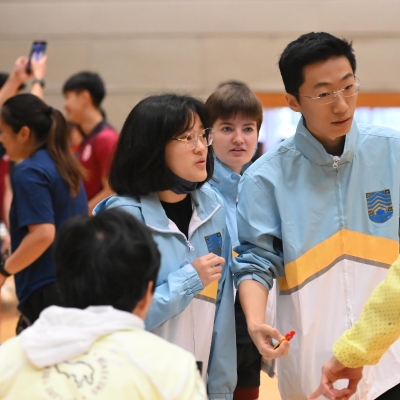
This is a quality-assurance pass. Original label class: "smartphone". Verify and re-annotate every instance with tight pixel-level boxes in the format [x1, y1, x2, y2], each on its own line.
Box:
[26, 41, 47, 73]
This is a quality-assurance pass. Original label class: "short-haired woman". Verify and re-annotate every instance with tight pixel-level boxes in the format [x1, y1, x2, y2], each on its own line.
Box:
[94, 94, 236, 399]
[0, 94, 88, 333]
[206, 83, 274, 400]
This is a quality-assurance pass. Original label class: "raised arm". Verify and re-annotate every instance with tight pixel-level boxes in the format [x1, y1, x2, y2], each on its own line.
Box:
[30, 55, 47, 99]
[0, 57, 30, 106]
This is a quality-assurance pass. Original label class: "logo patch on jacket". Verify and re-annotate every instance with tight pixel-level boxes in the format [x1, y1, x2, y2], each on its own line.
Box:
[205, 232, 222, 256]
[366, 189, 393, 223]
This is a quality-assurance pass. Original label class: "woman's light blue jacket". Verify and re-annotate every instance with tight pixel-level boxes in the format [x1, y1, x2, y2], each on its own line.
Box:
[94, 184, 236, 400]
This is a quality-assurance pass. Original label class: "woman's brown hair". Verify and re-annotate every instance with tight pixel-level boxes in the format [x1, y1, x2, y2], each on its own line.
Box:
[206, 83, 263, 131]
[1, 94, 84, 196]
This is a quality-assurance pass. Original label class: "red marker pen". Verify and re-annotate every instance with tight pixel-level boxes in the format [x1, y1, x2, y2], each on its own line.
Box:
[271, 330, 296, 349]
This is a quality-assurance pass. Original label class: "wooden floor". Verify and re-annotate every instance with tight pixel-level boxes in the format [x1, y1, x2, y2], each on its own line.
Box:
[0, 281, 281, 400]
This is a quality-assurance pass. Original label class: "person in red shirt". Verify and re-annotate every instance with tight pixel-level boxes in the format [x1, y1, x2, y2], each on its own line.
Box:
[63, 72, 118, 213]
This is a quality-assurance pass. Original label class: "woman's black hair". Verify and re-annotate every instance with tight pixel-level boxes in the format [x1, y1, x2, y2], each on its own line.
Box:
[109, 93, 214, 197]
[1, 94, 84, 196]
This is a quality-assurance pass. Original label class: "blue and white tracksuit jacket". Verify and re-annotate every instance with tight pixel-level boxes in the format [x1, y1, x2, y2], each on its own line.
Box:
[209, 157, 246, 246]
[94, 185, 236, 400]
[209, 157, 276, 378]
[232, 118, 400, 400]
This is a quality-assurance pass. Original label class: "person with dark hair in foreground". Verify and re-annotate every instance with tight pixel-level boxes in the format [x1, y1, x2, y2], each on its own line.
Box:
[94, 94, 236, 399]
[0, 94, 88, 333]
[62, 71, 118, 214]
[232, 32, 400, 400]
[0, 209, 207, 399]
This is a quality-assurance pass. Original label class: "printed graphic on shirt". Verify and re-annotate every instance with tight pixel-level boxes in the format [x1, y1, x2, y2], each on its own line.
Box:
[55, 361, 94, 387]
[204, 232, 222, 256]
[42, 354, 108, 398]
[366, 189, 393, 223]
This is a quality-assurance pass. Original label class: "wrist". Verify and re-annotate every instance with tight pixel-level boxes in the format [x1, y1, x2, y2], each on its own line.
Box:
[247, 320, 264, 332]
[32, 78, 45, 88]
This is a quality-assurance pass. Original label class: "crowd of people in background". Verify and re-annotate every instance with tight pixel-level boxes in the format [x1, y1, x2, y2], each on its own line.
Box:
[0, 31, 400, 400]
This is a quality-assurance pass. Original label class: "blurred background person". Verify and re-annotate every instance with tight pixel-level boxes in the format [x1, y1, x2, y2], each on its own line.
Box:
[0, 54, 48, 244]
[0, 55, 48, 311]
[62, 71, 118, 214]
[0, 94, 88, 333]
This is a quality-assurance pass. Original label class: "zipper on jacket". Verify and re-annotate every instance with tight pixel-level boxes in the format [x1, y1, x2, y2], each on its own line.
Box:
[147, 224, 195, 252]
[147, 204, 221, 253]
[332, 154, 353, 328]
[186, 240, 195, 251]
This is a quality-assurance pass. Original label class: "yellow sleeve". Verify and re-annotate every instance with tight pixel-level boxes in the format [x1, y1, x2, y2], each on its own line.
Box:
[333, 255, 400, 368]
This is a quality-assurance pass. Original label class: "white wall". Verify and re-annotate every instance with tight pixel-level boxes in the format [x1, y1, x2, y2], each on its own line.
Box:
[1, 0, 399, 130]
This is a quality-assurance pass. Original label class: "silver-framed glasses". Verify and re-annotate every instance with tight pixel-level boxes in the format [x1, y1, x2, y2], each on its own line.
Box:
[295, 77, 361, 105]
[172, 128, 214, 150]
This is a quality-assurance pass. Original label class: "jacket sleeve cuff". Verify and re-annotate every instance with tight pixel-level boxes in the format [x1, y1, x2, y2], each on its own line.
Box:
[183, 263, 204, 295]
[237, 273, 271, 290]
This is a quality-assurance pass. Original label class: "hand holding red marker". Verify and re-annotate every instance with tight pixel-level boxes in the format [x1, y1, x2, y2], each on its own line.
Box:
[271, 330, 296, 349]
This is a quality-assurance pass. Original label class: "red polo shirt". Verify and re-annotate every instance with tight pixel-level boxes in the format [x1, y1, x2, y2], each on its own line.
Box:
[75, 121, 118, 201]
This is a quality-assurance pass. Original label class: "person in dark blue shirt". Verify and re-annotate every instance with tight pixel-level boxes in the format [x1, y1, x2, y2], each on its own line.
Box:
[0, 94, 88, 333]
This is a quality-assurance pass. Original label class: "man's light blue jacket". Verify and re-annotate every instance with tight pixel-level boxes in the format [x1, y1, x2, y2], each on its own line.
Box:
[232, 118, 400, 400]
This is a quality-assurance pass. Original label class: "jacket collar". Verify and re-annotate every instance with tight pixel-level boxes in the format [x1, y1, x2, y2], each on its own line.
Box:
[294, 117, 359, 166]
[140, 189, 220, 231]
[95, 188, 221, 233]
[210, 157, 251, 202]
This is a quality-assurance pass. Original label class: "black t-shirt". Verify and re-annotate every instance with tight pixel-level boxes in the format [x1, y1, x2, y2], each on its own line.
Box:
[160, 194, 192, 238]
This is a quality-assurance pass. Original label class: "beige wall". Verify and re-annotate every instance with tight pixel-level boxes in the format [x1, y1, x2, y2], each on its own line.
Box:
[1, 0, 399, 130]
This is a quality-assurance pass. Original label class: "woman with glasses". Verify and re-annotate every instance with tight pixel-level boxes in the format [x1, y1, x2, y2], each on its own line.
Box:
[94, 94, 236, 399]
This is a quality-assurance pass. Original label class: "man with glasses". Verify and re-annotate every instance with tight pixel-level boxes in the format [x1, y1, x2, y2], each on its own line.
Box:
[232, 32, 400, 399]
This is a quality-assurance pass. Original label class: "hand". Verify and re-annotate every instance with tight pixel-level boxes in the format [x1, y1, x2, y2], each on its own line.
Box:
[248, 322, 290, 359]
[192, 253, 224, 288]
[308, 356, 363, 400]
[31, 55, 47, 80]
[11, 56, 31, 84]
